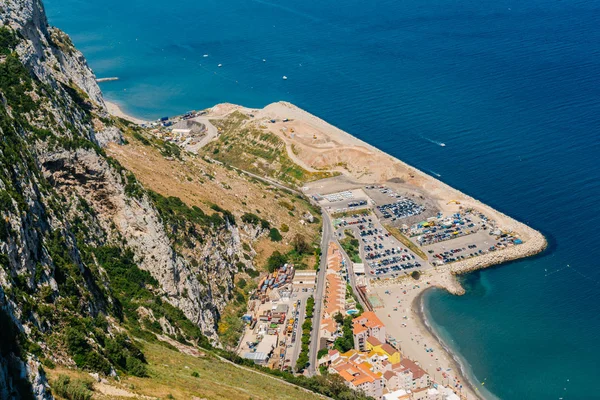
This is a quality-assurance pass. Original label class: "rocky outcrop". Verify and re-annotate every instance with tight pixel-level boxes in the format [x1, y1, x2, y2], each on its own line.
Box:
[0, 0, 104, 108]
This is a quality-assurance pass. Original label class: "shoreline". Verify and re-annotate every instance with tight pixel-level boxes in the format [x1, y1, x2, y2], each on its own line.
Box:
[414, 289, 497, 400]
[105, 100, 149, 125]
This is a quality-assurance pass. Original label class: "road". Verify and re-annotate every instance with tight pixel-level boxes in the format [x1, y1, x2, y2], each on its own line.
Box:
[307, 211, 333, 376]
[185, 116, 220, 152]
[289, 296, 306, 370]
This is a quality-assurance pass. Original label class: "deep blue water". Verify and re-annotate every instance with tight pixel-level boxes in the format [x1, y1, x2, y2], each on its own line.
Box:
[44, 0, 600, 398]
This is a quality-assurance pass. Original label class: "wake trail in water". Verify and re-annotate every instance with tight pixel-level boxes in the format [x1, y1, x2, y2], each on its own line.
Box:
[429, 170, 442, 177]
[420, 135, 446, 147]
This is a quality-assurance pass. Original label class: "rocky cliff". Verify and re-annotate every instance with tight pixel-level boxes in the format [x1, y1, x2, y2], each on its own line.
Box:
[0, 1, 251, 398]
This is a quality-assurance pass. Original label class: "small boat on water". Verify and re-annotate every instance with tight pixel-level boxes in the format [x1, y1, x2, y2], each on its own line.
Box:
[282, 75, 288, 80]
[440, 143, 446, 147]
[218, 64, 223, 67]
[203, 54, 209, 57]
[262, 59, 266, 62]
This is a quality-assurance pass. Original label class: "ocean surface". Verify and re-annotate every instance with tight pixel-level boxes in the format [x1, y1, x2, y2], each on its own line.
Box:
[44, 0, 600, 398]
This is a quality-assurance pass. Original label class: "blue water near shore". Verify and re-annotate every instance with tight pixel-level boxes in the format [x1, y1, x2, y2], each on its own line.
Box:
[45, 0, 600, 398]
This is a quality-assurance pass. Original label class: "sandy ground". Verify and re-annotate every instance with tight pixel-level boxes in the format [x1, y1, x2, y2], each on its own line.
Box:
[105, 100, 149, 125]
[203, 102, 543, 242]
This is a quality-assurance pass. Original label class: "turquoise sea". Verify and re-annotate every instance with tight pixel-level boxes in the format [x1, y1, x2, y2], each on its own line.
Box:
[44, 0, 600, 398]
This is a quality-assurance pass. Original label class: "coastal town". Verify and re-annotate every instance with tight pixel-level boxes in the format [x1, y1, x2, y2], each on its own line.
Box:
[233, 182, 506, 399]
[229, 174, 541, 400]
[112, 101, 546, 400]
[1, 0, 581, 398]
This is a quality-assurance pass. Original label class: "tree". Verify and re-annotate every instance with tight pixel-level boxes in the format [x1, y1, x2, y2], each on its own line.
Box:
[333, 316, 355, 353]
[411, 270, 421, 280]
[292, 234, 310, 254]
[317, 348, 329, 359]
[269, 228, 282, 242]
[333, 312, 344, 325]
[266, 251, 287, 272]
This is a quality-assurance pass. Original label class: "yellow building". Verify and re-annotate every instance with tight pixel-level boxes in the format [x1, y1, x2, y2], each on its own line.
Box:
[366, 336, 401, 364]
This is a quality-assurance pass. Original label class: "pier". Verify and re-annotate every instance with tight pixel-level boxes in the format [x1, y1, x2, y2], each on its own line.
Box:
[96, 77, 119, 82]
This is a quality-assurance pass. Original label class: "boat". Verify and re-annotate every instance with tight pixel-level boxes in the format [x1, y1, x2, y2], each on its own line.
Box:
[262, 59, 266, 62]
[282, 75, 288, 80]
[440, 143, 446, 147]
[203, 54, 208, 57]
[218, 64, 222, 67]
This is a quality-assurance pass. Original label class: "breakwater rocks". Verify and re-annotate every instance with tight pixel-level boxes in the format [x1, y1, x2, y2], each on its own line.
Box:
[442, 226, 547, 295]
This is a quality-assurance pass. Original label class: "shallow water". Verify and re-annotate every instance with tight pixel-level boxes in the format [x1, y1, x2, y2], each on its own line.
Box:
[45, 0, 600, 398]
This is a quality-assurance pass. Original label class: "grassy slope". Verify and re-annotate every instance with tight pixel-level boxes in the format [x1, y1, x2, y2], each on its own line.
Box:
[48, 340, 323, 400]
[107, 126, 321, 252]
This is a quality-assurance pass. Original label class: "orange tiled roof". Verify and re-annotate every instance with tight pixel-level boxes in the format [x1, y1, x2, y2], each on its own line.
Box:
[361, 311, 384, 328]
[383, 370, 396, 380]
[334, 360, 381, 386]
[353, 323, 368, 335]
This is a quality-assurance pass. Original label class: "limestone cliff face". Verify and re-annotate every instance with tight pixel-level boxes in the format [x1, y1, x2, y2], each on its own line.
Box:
[1, 0, 104, 108]
[0, 1, 248, 397]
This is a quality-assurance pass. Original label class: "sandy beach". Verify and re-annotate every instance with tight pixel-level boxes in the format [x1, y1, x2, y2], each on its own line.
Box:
[105, 100, 149, 125]
[370, 276, 482, 399]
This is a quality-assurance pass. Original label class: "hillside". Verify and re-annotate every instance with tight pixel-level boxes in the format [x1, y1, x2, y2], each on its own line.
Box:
[0, 1, 371, 399]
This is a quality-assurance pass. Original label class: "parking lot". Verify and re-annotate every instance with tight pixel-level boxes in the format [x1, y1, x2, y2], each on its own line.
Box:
[316, 188, 372, 214]
[318, 184, 523, 278]
[407, 211, 525, 266]
[364, 185, 436, 226]
[335, 213, 429, 278]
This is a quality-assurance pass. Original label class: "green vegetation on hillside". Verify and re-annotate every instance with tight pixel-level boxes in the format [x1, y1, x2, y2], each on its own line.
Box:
[217, 277, 257, 349]
[204, 111, 334, 186]
[52, 375, 93, 400]
[241, 212, 271, 230]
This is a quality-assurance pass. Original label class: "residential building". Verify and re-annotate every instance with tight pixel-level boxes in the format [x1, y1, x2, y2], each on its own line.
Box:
[393, 359, 431, 390]
[352, 311, 386, 351]
[366, 336, 401, 364]
[383, 389, 411, 400]
[332, 359, 383, 399]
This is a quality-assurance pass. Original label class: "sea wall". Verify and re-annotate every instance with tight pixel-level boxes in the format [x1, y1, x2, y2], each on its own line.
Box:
[440, 226, 547, 295]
